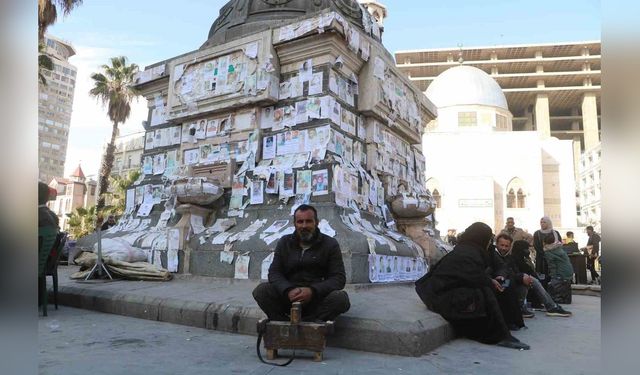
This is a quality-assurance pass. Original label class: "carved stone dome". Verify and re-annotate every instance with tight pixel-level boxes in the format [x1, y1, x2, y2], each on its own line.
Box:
[202, 0, 375, 48]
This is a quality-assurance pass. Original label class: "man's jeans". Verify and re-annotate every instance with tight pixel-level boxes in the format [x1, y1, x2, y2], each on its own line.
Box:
[515, 278, 557, 310]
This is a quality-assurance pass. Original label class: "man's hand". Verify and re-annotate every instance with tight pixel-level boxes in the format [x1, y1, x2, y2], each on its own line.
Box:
[523, 274, 534, 287]
[287, 287, 313, 304]
[491, 278, 505, 293]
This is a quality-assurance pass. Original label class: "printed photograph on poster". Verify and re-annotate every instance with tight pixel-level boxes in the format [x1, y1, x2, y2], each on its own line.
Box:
[330, 98, 341, 125]
[282, 105, 295, 128]
[265, 170, 278, 194]
[153, 128, 163, 148]
[184, 148, 200, 165]
[281, 169, 295, 197]
[145, 132, 155, 150]
[299, 59, 313, 82]
[306, 127, 319, 149]
[307, 97, 321, 119]
[250, 180, 264, 205]
[353, 141, 362, 165]
[232, 174, 245, 196]
[311, 169, 329, 196]
[296, 170, 312, 194]
[205, 119, 219, 138]
[343, 136, 353, 162]
[229, 194, 243, 209]
[272, 107, 284, 131]
[126, 188, 135, 213]
[262, 135, 276, 160]
[260, 106, 274, 129]
[200, 144, 213, 163]
[295, 100, 308, 124]
[310, 146, 327, 163]
[171, 126, 182, 145]
[308, 72, 323, 95]
[143, 156, 153, 175]
[153, 153, 166, 175]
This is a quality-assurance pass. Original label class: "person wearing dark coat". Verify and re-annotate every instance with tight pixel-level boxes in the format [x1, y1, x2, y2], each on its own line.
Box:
[415, 222, 530, 350]
[252, 205, 350, 322]
[506, 239, 572, 317]
[533, 216, 561, 279]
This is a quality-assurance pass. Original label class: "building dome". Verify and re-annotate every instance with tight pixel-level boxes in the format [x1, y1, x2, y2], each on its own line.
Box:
[202, 0, 377, 49]
[425, 66, 508, 110]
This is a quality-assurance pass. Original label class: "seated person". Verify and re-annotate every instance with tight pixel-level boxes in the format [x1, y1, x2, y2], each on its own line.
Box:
[252, 205, 350, 322]
[543, 233, 574, 281]
[507, 240, 572, 317]
[562, 231, 580, 254]
[101, 214, 117, 231]
[38, 182, 59, 308]
[415, 222, 530, 350]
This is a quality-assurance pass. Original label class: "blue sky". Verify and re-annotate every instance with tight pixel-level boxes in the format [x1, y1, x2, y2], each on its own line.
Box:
[48, 0, 601, 178]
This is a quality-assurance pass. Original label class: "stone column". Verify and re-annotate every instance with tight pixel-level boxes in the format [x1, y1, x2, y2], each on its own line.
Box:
[582, 92, 600, 150]
[572, 135, 582, 184]
[535, 93, 551, 139]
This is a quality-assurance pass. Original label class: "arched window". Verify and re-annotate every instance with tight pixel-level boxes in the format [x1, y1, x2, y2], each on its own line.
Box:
[506, 177, 527, 209]
[517, 188, 526, 208]
[507, 189, 516, 208]
[432, 189, 442, 208]
[426, 178, 442, 209]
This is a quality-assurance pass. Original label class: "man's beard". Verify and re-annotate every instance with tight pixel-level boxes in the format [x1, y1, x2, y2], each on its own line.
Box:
[298, 229, 315, 243]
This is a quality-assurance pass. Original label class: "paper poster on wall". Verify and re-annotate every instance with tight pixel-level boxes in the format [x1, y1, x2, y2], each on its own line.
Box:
[279, 80, 291, 99]
[135, 185, 145, 205]
[296, 170, 312, 194]
[193, 120, 206, 139]
[182, 123, 195, 144]
[125, 188, 135, 212]
[295, 100, 308, 125]
[280, 169, 295, 198]
[262, 135, 276, 160]
[170, 126, 182, 145]
[291, 78, 303, 98]
[250, 180, 264, 205]
[308, 72, 323, 95]
[265, 170, 278, 194]
[312, 169, 329, 196]
[261, 252, 274, 280]
[299, 59, 313, 82]
[205, 119, 219, 138]
[143, 156, 153, 175]
[260, 106, 274, 129]
[145, 132, 155, 150]
[234, 255, 250, 279]
[153, 153, 166, 175]
[184, 148, 200, 165]
[307, 97, 321, 119]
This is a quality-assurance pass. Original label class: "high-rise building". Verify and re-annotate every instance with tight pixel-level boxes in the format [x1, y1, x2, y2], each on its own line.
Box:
[577, 143, 601, 231]
[395, 41, 601, 177]
[39, 35, 77, 183]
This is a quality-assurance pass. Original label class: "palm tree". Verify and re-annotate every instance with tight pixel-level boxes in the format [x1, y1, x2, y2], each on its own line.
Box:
[103, 170, 141, 217]
[89, 56, 140, 210]
[66, 205, 97, 239]
[38, 0, 84, 40]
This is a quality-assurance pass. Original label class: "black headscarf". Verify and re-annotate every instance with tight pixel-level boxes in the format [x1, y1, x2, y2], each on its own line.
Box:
[458, 222, 493, 250]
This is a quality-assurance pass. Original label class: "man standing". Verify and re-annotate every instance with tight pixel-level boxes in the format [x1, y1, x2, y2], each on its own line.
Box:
[495, 235, 571, 318]
[584, 226, 601, 284]
[253, 205, 350, 322]
[500, 217, 533, 244]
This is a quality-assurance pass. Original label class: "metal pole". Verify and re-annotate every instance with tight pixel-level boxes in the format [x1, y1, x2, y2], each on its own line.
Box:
[85, 218, 113, 280]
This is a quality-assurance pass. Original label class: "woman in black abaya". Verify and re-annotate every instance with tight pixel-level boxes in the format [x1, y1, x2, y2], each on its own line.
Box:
[415, 222, 529, 350]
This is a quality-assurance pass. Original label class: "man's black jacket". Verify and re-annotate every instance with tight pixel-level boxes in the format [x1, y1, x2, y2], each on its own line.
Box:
[268, 229, 346, 299]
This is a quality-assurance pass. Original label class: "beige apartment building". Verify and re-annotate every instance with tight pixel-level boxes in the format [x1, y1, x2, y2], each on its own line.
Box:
[39, 35, 78, 183]
[395, 41, 601, 161]
[111, 131, 146, 179]
[578, 143, 601, 230]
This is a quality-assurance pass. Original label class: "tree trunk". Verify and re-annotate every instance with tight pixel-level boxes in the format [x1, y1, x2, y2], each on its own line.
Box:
[96, 121, 119, 210]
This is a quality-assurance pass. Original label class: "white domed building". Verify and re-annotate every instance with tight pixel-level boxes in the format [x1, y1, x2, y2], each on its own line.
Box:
[422, 65, 577, 235]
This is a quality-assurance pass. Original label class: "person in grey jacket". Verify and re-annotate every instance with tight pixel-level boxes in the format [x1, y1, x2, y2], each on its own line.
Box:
[252, 205, 350, 322]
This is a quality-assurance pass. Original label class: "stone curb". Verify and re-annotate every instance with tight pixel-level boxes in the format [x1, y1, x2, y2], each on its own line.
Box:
[53, 284, 454, 357]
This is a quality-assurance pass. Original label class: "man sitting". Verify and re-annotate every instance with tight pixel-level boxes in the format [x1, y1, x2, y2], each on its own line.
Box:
[499, 237, 572, 317]
[252, 205, 350, 322]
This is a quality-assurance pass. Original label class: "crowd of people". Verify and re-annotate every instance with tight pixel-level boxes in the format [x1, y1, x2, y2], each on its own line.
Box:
[418, 217, 602, 350]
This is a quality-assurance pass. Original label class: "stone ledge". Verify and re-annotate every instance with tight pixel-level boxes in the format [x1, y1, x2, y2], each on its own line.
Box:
[52, 282, 453, 357]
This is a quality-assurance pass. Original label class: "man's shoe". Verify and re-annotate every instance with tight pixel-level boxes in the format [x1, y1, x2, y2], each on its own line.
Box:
[546, 305, 572, 317]
[496, 336, 530, 350]
[521, 308, 535, 318]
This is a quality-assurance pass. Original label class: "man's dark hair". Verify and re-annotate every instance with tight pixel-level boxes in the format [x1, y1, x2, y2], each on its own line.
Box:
[566, 231, 574, 238]
[496, 233, 513, 244]
[293, 204, 318, 222]
[543, 233, 556, 245]
[506, 217, 514, 221]
[38, 182, 50, 205]
[586, 225, 594, 231]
